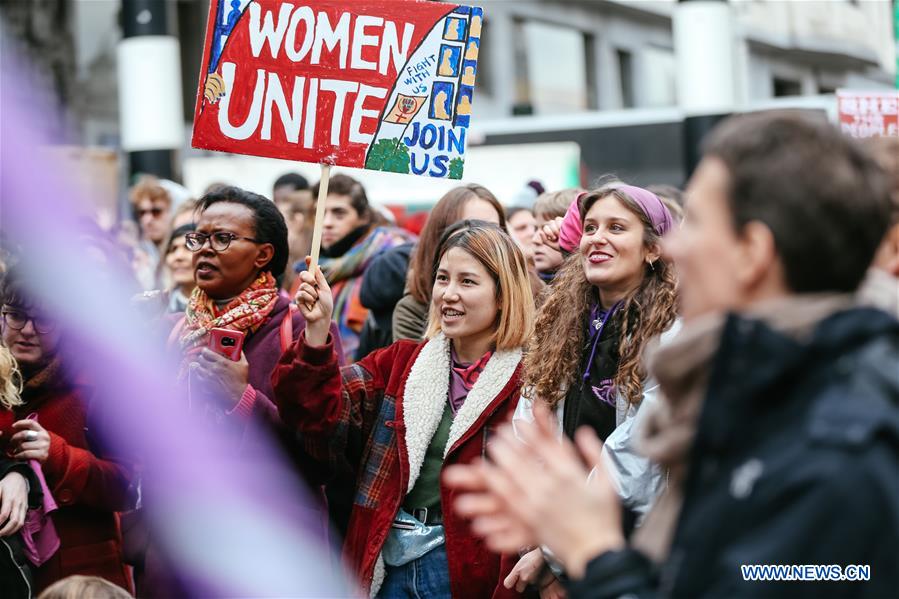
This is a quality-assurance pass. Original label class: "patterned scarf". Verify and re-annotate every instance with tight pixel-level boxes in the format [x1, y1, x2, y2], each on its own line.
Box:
[177, 272, 278, 373]
[320, 226, 414, 361]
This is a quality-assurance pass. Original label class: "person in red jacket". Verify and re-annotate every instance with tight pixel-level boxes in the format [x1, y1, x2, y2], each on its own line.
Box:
[273, 222, 535, 598]
[0, 267, 135, 593]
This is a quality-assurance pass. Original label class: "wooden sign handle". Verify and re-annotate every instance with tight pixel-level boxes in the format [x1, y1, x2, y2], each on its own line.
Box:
[307, 163, 331, 274]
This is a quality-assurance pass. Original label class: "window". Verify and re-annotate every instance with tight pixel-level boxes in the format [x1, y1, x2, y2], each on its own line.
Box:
[617, 49, 635, 108]
[642, 46, 676, 107]
[773, 77, 802, 97]
[519, 21, 589, 115]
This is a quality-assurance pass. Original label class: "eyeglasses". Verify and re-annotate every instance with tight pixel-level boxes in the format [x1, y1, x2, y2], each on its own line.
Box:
[136, 207, 165, 219]
[184, 231, 263, 252]
[1, 308, 56, 334]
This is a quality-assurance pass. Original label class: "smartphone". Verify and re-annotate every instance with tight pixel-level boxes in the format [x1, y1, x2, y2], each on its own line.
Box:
[207, 328, 246, 361]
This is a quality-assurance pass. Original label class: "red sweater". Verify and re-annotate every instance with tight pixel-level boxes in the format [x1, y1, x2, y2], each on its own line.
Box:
[0, 361, 135, 593]
[273, 332, 524, 598]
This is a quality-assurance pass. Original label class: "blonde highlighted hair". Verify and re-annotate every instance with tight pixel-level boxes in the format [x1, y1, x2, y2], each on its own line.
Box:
[38, 575, 132, 599]
[425, 223, 535, 350]
[0, 344, 23, 411]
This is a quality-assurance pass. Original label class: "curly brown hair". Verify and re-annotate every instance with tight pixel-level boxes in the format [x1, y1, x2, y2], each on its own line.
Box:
[523, 186, 678, 407]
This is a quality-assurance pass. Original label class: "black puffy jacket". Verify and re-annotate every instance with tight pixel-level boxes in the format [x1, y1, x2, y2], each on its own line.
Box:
[567, 308, 899, 599]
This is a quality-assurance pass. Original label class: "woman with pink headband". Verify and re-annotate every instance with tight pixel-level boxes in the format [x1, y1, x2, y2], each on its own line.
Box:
[505, 183, 679, 597]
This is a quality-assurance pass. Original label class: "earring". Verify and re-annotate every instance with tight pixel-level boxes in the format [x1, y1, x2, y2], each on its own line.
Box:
[648, 260, 656, 272]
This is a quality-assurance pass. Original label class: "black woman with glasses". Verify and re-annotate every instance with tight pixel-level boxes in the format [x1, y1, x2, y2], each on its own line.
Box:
[0, 267, 135, 593]
[137, 186, 342, 597]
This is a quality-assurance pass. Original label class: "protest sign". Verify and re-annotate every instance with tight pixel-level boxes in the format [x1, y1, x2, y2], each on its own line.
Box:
[191, 0, 484, 180]
[837, 90, 899, 138]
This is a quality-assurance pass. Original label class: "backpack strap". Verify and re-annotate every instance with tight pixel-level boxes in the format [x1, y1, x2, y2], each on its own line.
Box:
[280, 303, 298, 353]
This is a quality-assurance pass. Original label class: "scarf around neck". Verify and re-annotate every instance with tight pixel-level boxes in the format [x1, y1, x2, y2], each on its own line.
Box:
[178, 272, 278, 364]
[632, 293, 855, 563]
[319, 226, 414, 360]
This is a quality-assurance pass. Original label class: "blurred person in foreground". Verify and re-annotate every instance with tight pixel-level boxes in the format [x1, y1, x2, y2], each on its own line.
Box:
[0, 267, 136, 594]
[274, 223, 535, 598]
[858, 135, 899, 318]
[446, 112, 899, 598]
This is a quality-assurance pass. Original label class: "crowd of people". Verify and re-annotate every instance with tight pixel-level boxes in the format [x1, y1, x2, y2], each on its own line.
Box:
[0, 111, 897, 599]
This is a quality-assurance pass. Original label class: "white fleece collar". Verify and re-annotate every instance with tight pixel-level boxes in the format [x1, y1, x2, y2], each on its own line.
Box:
[401, 332, 522, 494]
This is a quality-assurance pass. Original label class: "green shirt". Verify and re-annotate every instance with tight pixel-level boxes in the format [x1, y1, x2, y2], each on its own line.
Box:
[404, 402, 453, 513]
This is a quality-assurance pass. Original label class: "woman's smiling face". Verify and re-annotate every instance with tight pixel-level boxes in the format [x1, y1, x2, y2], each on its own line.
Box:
[579, 196, 650, 293]
[432, 247, 498, 345]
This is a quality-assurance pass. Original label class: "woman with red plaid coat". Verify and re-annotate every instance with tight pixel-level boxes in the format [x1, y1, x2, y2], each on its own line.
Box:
[273, 222, 535, 598]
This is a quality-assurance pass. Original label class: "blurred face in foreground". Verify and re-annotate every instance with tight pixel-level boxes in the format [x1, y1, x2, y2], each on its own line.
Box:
[665, 157, 759, 320]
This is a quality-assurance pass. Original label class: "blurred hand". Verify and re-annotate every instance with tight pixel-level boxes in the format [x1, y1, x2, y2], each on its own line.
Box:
[195, 348, 250, 409]
[295, 259, 333, 347]
[445, 403, 625, 578]
[0, 471, 28, 537]
[10, 419, 51, 463]
[204, 72, 226, 104]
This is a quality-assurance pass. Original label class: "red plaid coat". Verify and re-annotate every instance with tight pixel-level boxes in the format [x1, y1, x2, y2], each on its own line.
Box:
[273, 331, 524, 598]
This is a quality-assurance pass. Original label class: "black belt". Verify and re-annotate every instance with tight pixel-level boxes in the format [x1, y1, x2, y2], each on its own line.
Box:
[409, 506, 443, 526]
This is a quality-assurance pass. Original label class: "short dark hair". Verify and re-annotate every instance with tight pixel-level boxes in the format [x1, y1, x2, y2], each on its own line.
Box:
[273, 173, 309, 192]
[1, 265, 34, 311]
[314, 174, 370, 219]
[195, 187, 289, 277]
[703, 111, 891, 293]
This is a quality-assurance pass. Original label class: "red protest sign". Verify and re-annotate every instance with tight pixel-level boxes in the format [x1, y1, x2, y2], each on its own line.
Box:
[837, 90, 899, 138]
[191, 0, 483, 179]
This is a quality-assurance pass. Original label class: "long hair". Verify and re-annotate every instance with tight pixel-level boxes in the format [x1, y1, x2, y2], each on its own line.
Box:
[0, 344, 23, 410]
[425, 222, 534, 350]
[523, 185, 678, 407]
[408, 185, 505, 305]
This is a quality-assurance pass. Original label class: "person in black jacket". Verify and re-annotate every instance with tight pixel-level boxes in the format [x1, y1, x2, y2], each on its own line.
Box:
[446, 111, 899, 598]
[355, 241, 414, 361]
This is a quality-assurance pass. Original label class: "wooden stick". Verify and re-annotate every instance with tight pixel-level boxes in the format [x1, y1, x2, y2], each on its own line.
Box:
[308, 163, 331, 274]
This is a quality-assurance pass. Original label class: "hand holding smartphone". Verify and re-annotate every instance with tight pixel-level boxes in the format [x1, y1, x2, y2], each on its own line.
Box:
[207, 328, 246, 361]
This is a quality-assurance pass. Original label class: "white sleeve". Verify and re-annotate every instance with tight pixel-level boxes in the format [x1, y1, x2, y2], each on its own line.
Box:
[599, 384, 664, 521]
[512, 393, 565, 443]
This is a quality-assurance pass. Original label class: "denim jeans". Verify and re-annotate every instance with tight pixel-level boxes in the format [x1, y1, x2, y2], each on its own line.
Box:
[377, 544, 451, 599]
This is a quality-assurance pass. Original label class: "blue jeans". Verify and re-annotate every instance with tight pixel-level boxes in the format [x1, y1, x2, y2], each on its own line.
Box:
[377, 544, 451, 599]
